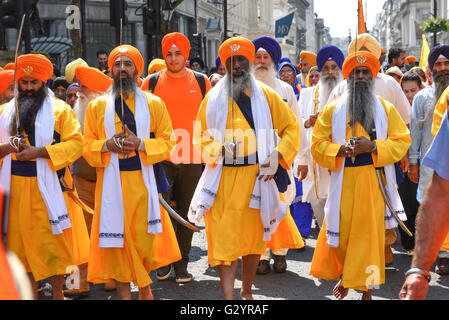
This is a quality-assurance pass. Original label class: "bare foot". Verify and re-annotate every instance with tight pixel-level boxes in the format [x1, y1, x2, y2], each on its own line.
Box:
[361, 290, 372, 300]
[333, 280, 348, 300]
[240, 291, 254, 300]
[139, 286, 154, 300]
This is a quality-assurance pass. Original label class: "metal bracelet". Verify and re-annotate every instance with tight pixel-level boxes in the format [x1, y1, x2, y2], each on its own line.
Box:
[405, 268, 431, 282]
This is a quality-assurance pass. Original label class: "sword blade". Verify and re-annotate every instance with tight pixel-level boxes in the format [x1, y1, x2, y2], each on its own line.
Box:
[13, 14, 27, 134]
[376, 169, 413, 237]
[159, 194, 200, 232]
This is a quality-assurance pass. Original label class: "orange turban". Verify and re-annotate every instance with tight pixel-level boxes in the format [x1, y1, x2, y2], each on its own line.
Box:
[4, 63, 15, 70]
[406, 56, 416, 64]
[0, 70, 14, 95]
[219, 37, 255, 65]
[148, 58, 166, 74]
[342, 51, 380, 79]
[161, 32, 191, 60]
[108, 44, 145, 77]
[16, 54, 53, 83]
[0, 67, 3, 72]
[300, 51, 317, 66]
[75, 66, 112, 93]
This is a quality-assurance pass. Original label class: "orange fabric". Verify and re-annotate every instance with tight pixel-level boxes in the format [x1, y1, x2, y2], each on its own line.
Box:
[152, 68, 211, 164]
[358, 0, 367, 34]
[4, 63, 15, 70]
[300, 51, 317, 66]
[0, 70, 14, 95]
[441, 232, 449, 252]
[16, 54, 53, 83]
[0, 185, 20, 300]
[406, 56, 416, 64]
[219, 37, 255, 65]
[75, 66, 112, 93]
[108, 44, 144, 77]
[342, 51, 380, 79]
[162, 32, 191, 60]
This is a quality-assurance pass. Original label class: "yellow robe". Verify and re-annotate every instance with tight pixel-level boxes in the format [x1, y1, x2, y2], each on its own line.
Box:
[83, 91, 181, 287]
[3, 98, 89, 281]
[431, 85, 449, 137]
[194, 81, 303, 267]
[309, 97, 410, 291]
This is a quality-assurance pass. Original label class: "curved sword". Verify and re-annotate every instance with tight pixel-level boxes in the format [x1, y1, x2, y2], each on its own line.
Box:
[375, 169, 413, 237]
[158, 194, 200, 232]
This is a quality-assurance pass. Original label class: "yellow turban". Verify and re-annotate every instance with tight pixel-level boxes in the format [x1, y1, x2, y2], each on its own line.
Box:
[219, 37, 255, 65]
[108, 44, 145, 77]
[75, 66, 112, 93]
[348, 33, 381, 58]
[342, 51, 380, 79]
[299, 51, 317, 66]
[17, 54, 53, 83]
[65, 58, 88, 84]
[148, 58, 166, 74]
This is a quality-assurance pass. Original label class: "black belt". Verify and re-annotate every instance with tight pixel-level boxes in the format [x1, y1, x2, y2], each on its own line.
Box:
[11, 160, 37, 177]
[223, 153, 258, 167]
[118, 155, 142, 171]
[344, 152, 374, 167]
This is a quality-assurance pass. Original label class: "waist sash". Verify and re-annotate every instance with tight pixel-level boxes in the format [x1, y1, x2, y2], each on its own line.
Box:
[344, 152, 374, 167]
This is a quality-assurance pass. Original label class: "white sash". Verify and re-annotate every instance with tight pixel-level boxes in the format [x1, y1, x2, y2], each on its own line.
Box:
[325, 94, 406, 248]
[0, 95, 71, 235]
[188, 75, 287, 241]
[99, 89, 162, 248]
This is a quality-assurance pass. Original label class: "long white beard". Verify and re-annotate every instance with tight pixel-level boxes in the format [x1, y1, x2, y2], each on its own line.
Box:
[73, 92, 101, 131]
[318, 71, 343, 109]
[253, 65, 277, 89]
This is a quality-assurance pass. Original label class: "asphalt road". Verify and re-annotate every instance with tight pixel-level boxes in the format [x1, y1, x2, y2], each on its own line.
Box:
[38, 220, 449, 301]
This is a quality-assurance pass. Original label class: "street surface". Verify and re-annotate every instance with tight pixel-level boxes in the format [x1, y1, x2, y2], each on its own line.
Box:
[39, 220, 449, 301]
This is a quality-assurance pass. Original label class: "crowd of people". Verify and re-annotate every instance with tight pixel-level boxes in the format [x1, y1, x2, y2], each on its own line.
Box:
[0, 30, 448, 301]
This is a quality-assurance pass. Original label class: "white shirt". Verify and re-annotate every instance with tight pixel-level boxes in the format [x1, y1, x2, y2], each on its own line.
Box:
[297, 86, 331, 202]
[328, 73, 411, 125]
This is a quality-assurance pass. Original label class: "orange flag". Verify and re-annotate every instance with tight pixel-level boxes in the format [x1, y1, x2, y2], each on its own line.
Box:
[358, 0, 367, 34]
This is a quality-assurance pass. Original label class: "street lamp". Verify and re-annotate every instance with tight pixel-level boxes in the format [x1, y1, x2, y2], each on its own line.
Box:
[162, 0, 174, 23]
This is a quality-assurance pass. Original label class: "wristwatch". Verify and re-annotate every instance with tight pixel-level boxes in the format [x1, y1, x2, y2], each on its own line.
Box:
[405, 268, 431, 282]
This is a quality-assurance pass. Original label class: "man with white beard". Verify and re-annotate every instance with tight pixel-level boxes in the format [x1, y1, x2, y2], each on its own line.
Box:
[297, 45, 345, 229]
[64, 65, 113, 297]
[252, 36, 304, 275]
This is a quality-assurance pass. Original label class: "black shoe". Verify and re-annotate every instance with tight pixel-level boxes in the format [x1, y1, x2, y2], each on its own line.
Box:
[436, 257, 449, 275]
[175, 270, 192, 283]
[272, 254, 287, 273]
[256, 260, 270, 275]
[156, 265, 172, 281]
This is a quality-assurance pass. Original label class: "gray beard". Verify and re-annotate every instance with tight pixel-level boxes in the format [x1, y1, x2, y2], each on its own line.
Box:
[253, 63, 276, 89]
[227, 68, 251, 100]
[432, 70, 449, 106]
[318, 72, 342, 108]
[347, 77, 375, 135]
[73, 91, 101, 131]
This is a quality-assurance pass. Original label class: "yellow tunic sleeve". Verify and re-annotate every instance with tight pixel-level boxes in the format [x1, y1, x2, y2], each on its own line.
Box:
[139, 92, 175, 165]
[44, 99, 83, 171]
[432, 86, 449, 137]
[193, 93, 224, 167]
[371, 98, 411, 168]
[83, 96, 110, 168]
[260, 83, 299, 169]
[311, 102, 344, 171]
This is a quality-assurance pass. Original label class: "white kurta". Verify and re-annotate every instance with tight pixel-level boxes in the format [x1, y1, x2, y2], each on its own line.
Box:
[328, 73, 411, 125]
[297, 86, 331, 203]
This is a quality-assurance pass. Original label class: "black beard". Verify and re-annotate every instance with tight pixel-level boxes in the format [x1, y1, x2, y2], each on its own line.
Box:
[112, 70, 137, 97]
[347, 77, 375, 135]
[432, 70, 449, 102]
[11, 86, 48, 136]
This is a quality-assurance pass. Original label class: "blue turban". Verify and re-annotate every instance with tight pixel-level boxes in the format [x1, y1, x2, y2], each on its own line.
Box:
[277, 60, 299, 75]
[215, 56, 222, 69]
[316, 45, 345, 72]
[252, 36, 282, 67]
[428, 45, 449, 71]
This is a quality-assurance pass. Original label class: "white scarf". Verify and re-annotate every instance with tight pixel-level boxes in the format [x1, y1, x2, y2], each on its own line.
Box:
[99, 88, 162, 248]
[188, 75, 287, 241]
[0, 94, 71, 235]
[325, 94, 406, 248]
